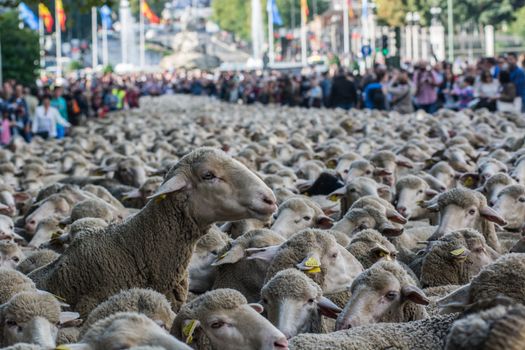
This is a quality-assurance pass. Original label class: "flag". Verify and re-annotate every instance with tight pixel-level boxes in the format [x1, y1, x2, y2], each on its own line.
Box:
[56, 0, 66, 31]
[18, 2, 39, 30]
[300, 0, 309, 19]
[142, 1, 160, 24]
[266, 0, 282, 26]
[348, 0, 354, 19]
[99, 5, 112, 29]
[39, 3, 54, 33]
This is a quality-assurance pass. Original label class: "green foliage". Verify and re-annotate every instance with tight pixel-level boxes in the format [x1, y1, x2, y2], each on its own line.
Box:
[212, 0, 251, 40]
[68, 60, 83, 71]
[275, 0, 330, 28]
[103, 64, 113, 74]
[0, 11, 39, 86]
[509, 6, 525, 40]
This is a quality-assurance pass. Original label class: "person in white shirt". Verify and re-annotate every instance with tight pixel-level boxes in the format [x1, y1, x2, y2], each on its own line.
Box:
[32, 94, 71, 139]
[474, 70, 500, 111]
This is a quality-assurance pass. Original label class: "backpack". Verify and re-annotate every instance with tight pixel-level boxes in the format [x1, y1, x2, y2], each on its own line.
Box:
[370, 87, 386, 110]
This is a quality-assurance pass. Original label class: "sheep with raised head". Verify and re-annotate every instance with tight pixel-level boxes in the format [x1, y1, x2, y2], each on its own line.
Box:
[492, 184, 525, 231]
[29, 148, 277, 316]
[346, 229, 398, 268]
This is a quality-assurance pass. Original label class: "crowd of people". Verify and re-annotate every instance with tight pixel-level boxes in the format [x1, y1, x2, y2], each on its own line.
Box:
[1, 52, 524, 145]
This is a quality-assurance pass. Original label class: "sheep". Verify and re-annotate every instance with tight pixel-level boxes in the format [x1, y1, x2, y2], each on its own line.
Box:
[288, 313, 458, 350]
[0, 215, 15, 241]
[260, 269, 341, 338]
[328, 177, 390, 218]
[28, 217, 62, 248]
[480, 173, 514, 206]
[492, 184, 525, 231]
[80, 288, 176, 337]
[0, 241, 24, 270]
[59, 198, 123, 226]
[423, 188, 506, 252]
[445, 303, 525, 350]
[171, 289, 288, 350]
[346, 229, 398, 268]
[258, 229, 363, 295]
[121, 177, 164, 209]
[0, 269, 37, 304]
[438, 253, 525, 314]
[0, 185, 17, 217]
[29, 148, 277, 316]
[419, 229, 499, 288]
[270, 197, 333, 238]
[335, 260, 429, 330]
[429, 161, 457, 189]
[212, 229, 285, 303]
[72, 312, 191, 350]
[0, 291, 78, 348]
[394, 175, 438, 221]
[332, 206, 403, 238]
[17, 250, 60, 275]
[188, 226, 230, 294]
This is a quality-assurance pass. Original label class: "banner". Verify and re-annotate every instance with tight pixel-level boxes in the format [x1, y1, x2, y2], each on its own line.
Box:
[142, 1, 160, 24]
[300, 0, 309, 19]
[56, 0, 66, 31]
[266, 0, 282, 26]
[38, 3, 54, 33]
[99, 5, 112, 28]
[18, 2, 39, 30]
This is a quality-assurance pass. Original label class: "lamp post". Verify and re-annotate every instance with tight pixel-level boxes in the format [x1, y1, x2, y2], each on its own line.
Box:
[447, 0, 454, 62]
[429, 7, 445, 62]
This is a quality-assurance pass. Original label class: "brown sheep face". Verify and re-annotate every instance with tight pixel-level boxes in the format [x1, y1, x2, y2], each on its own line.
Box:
[492, 187, 525, 230]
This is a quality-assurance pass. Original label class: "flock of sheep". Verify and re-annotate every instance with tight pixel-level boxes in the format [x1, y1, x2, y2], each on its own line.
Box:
[0, 94, 525, 349]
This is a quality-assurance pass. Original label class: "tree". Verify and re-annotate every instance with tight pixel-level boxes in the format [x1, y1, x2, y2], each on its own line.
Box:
[509, 6, 525, 41]
[0, 10, 40, 86]
[211, 0, 251, 40]
[275, 0, 330, 28]
[375, 0, 408, 27]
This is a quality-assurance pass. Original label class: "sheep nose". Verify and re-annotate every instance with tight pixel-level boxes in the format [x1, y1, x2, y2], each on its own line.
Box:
[397, 206, 407, 216]
[262, 194, 276, 206]
[274, 337, 289, 349]
[25, 219, 37, 231]
[489, 200, 496, 207]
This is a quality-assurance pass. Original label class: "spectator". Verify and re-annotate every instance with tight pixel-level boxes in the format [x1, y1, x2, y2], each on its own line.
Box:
[387, 70, 413, 114]
[329, 69, 357, 110]
[51, 86, 69, 138]
[497, 70, 520, 113]
[413, 62, 442, 113]
[363, 71, 386, 110]
[32, 94, 71, 139]
[474, 70, 499, 111]
[507, 52, 525, 113]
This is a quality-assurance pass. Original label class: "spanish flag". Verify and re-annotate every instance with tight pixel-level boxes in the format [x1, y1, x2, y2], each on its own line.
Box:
[300, 0, 309, 19]
[142, 1, 160, 24]
[56, 0, 66, 31]
[39, 3, 54, 33]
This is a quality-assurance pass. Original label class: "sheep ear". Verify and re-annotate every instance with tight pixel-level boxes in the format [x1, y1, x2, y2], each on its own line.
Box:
[13, 192, 31, 203]
[437, 284, 471, 314]
[425, 189, 439, 198]
[148, 173, 189, 200]
[379, 222, 404, 237]
[59, 311, 80, 324]
[248, 303, 264, 314]
[385, 209, 407, 224]
[401, 285, 429, 305]
[327, 186, 346, 201]
[122, 188, 142, 200]
[373, 168, 393, 177]
[56, 344, 93, 350]
[211, 245, 245, 266]
[371, 244, 391, 260]
[395, 157, 414, 169]
[296, 253, 322, 272]
[479, 207, 507, 226]
[245, 245, 281, 262]
[459, 173, 479, 188]
[317, 297, 342, 319]
[316, 216, 334, 229]
[0, 203, 8, 211]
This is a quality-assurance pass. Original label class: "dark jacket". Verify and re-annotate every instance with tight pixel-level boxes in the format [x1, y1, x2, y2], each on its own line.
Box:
[329, 75, 358, 107]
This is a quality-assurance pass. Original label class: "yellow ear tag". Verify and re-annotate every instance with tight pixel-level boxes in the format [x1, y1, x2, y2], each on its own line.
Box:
[464, 177, 475, 187]
[329, 195, 339, 202]
[450, 247, 466, 256]
[378, 251, 388, 258]
[183, 319, 199, 344]
[218, 251, 228, 260]
[306, 266, 322, 274]
[51, 231, 62, 240]
[327, 160, 336, 169]
[50, 293, 67, 303]
[384, 254, 393, 261]
[304, 257, 320, 267]
[55, 345, 70, 350]
[155, 194, 167, 204]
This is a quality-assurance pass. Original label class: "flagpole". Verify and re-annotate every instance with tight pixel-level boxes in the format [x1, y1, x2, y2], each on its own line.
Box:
[342, 0, 350, 67]
[140, 0, 145, 68]
[91, 7, 98, 68]
[267, 1, 275, 66]
[0, 33, 3, 86]
[39, 11, 45, 72]
[55, 0, 62, 78]
[300, 1, 307, 66]
[102, 14, 109, 67]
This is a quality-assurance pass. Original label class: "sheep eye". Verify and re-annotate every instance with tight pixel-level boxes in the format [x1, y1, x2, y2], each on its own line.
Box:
[519, 197, 525, 203]
[307, 298, 315, 304]
[417, 190, 423, 194]
[210, 250, 218, 255]
[303, 216, 311, 221]
[11, 257, 19, 263]
[6, 319, 16, 327]
[349, 188, 356, 193]
[201, 171, 216, 181]
[262, 298, 268, 304]
[365, 170, 372, 175]
[385, 291, 398, 301]
[211, 321, 225, 329]
[358, 223, 368, 230]
[468, 209, 476, 215]
[331, 252, 338, 259]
